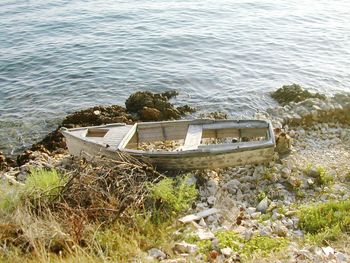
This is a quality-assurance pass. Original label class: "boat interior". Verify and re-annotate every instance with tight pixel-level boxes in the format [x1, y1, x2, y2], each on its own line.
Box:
[118, 119, 273, 152]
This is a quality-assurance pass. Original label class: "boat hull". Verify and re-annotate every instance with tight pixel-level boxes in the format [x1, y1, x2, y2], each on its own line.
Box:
[63, 131, 275, 170]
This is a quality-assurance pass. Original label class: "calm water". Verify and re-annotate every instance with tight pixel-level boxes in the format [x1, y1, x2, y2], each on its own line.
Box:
[1, 0, 350, 155]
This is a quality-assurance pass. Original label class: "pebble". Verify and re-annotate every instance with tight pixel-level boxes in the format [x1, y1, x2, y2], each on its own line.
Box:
[148, 248, 166, 260]
[174, 242, 198, 254]
[256, 197, 269, 213]
[220, 247, 233, 257]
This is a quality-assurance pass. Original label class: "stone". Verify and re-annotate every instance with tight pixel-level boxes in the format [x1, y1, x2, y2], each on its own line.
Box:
[220, 247, 233, 257]
[139, 107, 162, 121]
[207, 196, 216, 206]
[307, 178, 315, 186]
[179, 208, 219, 223]
[336, 252, 347, 262]
[273, 223, 289, 237]
[246, 207, 256, 215]
[281, 167, 291, 177]
[198, 218, 207, 227]
[275, 132, 292, 154]
[196, 229, 215, 240]
[174, 242, 198, 254]
[259, 226, 272, 236]
[308, 167, 321, 178]
[322, 246, 334, 257]
[224, 179, 241, 194]
[256, 197, 269, 213]
[148, 248, 166, 260]
[206, 179, 218, 196]
[250, 212, 261, 219]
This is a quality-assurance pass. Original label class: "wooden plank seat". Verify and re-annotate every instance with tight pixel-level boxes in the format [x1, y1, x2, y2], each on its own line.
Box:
[181, 125, 203, 150]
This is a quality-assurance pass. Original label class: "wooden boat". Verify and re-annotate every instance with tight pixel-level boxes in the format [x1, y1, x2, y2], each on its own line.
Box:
[60, 119, 275, 170]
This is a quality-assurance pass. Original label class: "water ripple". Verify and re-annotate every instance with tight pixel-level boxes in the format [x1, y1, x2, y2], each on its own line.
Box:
[1, 0, 350, 154]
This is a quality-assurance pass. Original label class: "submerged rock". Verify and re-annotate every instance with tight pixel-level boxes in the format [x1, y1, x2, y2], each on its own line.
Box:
[125, 91, 195, 121]
[62, 105, 134, 127]
[271, 84, 326, 105]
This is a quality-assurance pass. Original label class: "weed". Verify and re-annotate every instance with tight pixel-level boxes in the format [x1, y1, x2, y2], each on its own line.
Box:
[262, 167, 276, 181]
[215, 230, 288, 259]
[316, 166, 334, 186]
[0, 183, 22, 214]
[304, 163, 313, 174]
[24, 168, 67, 201]
[259, 212, 272, 222]
[242, 235, 288, 257]
[257, 191, 267, 202]
[148, 176, 197, 222]
[299, 199, 350, 244]
[0, 169, 66, 214]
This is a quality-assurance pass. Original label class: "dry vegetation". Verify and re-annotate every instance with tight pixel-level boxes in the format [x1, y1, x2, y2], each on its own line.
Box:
[0, 156, 197, 262]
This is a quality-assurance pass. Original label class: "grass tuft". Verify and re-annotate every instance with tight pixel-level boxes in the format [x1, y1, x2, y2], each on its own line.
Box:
[299, 199, 350, 244]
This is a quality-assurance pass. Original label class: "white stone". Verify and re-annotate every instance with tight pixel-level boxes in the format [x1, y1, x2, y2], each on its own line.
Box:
[198, 218, 207, 227]
[148, 248, 166, 260]
[220, 247, 233, 256]
[196, 229, 215, 240]
[179, 208, 219, 223]
[322, 246, 335, 257]
[246, 207, 256, 215]
[250, 212, 261, 219]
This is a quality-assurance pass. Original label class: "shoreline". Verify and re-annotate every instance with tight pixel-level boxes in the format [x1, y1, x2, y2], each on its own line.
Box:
[1, 85, 350, 262]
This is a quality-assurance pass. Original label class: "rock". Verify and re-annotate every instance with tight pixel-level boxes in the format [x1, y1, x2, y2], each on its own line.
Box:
[271, 84, 325, 106]
[307, 178, 315, 186]
[256, 197, 269, 213]
[139, 107, 162, 121]
[246, 207, 256, 215]
[250, 212, 261, 219]
[179, 208, 219, 223]
[273, 223, 289, 237]
[322, 246, 335, 257]
[220, 247, 233, 257]
[198, 218, 207, 227]
[281, 167, 291, 177]
[196, 229, 215, 240]
[148, 248, 166, 260]
[174, 242, 198, 254]
[308, 167, 321, 178]
[336, 252, 347, 262]
[260, 226, 272, 236]
[125, 91, 195, 121]
[206, 179, 218, 196]
[207, 196, 216, 206]
[224, 179, 241, 194]
[275, 132, 292, 155]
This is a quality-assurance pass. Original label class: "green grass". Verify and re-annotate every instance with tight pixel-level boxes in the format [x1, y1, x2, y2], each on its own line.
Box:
[316, 166, 334, 186]
[298, 199, 350, 244]
[0, 169, 67, 214]
[188, 230, 288, 260]
[148, 175, 197, 223]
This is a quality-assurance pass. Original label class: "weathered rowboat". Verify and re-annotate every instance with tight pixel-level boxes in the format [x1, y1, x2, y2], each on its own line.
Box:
[60, 119, 275, 170]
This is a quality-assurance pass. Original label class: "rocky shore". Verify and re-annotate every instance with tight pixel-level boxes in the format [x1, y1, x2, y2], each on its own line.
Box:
[1, 86, 350, 262]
